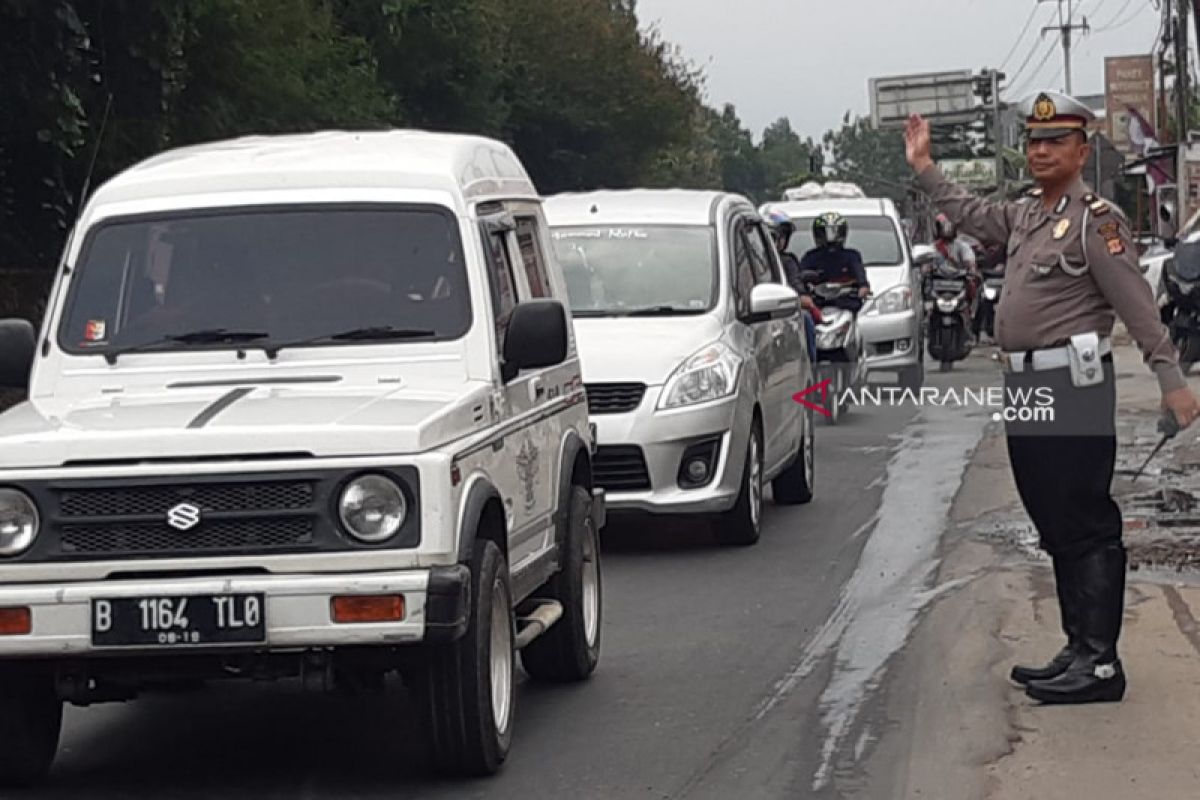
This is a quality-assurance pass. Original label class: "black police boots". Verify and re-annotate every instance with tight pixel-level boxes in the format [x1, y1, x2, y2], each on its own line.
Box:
[1010, 556, 1079, 685]
[1025, 543, 1128, 705]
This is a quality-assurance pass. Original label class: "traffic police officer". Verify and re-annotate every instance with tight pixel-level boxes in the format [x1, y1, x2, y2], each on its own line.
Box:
[904, 90, 1200, 705]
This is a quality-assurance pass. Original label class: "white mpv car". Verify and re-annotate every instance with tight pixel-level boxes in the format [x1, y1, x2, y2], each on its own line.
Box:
[544, 189, 816, 547]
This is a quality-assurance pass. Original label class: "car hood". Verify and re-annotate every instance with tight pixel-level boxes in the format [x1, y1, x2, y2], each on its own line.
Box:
[0, 380, 489, 469]
[865, 264, 910, 294]
[572, 315, 726, 385]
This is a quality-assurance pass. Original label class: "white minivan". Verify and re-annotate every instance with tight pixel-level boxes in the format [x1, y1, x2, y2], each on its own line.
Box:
[544, 189, 816, 547]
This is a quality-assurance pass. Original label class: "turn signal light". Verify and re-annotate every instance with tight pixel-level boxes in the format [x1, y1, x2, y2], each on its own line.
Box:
[0, 607, 31, 635]
[331, 595, 405, 624]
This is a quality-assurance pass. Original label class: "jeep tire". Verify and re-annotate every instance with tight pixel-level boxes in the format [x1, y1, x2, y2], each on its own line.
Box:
[521, 486, 602, 682]
[0, 664, 62, 787]
[416, 539, 516, 776]
[771, 408, 815, 505]
[715, 421, 763, 546]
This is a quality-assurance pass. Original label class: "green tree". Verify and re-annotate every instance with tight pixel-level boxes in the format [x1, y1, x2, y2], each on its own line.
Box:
[759, 116, 823, 198]
[822, 113, 912, 205]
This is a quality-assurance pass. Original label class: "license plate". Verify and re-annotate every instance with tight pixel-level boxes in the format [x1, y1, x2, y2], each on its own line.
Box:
[932, 280, 963, 292]
[91, 594, 266, 648]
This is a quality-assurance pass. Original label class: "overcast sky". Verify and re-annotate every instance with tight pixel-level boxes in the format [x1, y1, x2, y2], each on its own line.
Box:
[635, 0, 1172, 141]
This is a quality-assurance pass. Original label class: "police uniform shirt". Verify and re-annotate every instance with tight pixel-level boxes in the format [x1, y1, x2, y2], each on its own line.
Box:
[915, 165, 1187, 394]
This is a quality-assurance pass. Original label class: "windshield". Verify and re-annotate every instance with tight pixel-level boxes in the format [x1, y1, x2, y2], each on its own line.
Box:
[785, 215, 904, 267]
[58, 205, 471, 356]
[548, 225, 716, 315]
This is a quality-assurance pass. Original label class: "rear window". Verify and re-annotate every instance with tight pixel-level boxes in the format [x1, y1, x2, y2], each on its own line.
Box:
[785, 215, 904, 267]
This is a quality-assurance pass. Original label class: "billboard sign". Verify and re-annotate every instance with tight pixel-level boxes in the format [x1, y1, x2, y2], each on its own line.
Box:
[869, 70, 978, 129]
[1104, 54, 1157, 156]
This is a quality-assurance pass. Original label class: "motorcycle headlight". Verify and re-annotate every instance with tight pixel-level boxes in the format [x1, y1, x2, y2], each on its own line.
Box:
[865, 286, 912, 316]
[658, 342, 742, 409]
[936, 298, 959, 313]
[338, 475, 407, 543]
[816, 314, 852, 349]
[0, 489, 39, 556]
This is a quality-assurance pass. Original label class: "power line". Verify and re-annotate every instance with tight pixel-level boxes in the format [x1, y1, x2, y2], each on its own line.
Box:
[1011, 40, 1061, 97]
[1038, 0, 1091, 94]
[1000, 4, 1043, 69]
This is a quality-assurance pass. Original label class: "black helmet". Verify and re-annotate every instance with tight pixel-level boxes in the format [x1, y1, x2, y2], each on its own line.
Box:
[813, 212, 848, 247]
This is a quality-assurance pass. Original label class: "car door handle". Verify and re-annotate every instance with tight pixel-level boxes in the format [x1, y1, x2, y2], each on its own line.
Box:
[529, 376, 545, 402]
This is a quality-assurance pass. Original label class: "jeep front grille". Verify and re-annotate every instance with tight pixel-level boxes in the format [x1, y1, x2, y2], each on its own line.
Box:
[593, 445, 652, 492]
[585, 383, 646, 415]
[59, 482, 313, 518]
[61, 517, 315, 557]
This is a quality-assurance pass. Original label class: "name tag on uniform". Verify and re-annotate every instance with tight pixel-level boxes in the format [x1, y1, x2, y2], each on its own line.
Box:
[1053, 219, 1070, 239]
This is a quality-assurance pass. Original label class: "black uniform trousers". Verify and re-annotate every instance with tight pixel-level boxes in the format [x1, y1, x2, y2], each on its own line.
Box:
[1002, 354, 1122, 559]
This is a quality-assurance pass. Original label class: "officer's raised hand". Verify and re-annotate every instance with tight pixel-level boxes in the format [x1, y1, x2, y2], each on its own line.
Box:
[904, 114, 933, 173]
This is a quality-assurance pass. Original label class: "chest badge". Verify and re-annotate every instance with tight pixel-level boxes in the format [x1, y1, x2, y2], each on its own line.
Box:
[1053, 219, 1071, 240]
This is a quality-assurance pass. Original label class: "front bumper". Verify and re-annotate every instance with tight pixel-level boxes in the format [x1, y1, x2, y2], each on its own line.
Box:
[0, 566, 470, 658]
[592, 385, 748, 515]
[859, 308, 920, 369]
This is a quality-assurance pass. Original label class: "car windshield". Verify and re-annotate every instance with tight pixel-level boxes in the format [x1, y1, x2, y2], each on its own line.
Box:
[548, 225, 716, 316]
[785, 215, 904, 267]
[58, 205, 472, 357]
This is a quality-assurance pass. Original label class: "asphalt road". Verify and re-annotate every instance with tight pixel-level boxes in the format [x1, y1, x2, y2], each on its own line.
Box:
[17, 355, 1001, 800]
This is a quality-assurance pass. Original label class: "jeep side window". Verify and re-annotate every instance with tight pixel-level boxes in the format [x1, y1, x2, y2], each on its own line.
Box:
[514, 216, 552, 298]
[481, 224, 518, 352]
[732, 221, 756, 317]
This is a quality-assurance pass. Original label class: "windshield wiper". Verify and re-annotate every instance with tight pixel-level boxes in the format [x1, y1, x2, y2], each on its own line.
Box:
[103, 329, 270, 365]
[264, 326, 437, 358]
[622, 306, 706, 317]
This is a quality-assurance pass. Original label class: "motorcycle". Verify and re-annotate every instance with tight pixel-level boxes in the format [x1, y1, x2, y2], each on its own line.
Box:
[800, 270, 868, 424]
[922, 257, 974, 372]
[974, 266, 1004, 341]
[1163, 236, 1200, 374]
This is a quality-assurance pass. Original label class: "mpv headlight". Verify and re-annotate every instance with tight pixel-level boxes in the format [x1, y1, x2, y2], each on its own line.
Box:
[868, 286, 912, 315]
[338, 475, 407, 543]
[0, 489, 39, 556]
[658, 342, 742, 409]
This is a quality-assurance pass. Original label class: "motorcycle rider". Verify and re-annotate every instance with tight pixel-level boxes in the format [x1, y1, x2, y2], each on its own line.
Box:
[764, 207, 819, 363]
[931, 213, 981, 344]
[799, 212, 872, 312]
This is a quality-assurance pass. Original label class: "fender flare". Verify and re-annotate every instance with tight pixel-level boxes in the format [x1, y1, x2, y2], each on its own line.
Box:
[455, 476, 503, 565]
[553, 430, 590, 547]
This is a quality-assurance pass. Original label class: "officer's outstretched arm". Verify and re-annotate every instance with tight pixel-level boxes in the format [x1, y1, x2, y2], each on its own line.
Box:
[1085, 208, 1187, 394]
[914, 165, 1018, 247]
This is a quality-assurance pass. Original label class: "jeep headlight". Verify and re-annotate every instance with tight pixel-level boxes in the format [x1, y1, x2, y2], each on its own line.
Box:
[338, 475, 407, 543]
[658, 342, 742, 409]
[0, 489, 39, 556]
[867, 286, 911, 315]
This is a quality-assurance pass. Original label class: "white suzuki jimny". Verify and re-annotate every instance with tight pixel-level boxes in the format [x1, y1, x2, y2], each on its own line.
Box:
[0, 131, 605, 783]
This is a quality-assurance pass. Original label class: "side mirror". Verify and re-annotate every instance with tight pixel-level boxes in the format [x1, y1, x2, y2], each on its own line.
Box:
[744, 283, 799, 324]
[0, 319, 36, 391]
[502, 299, 569, 381]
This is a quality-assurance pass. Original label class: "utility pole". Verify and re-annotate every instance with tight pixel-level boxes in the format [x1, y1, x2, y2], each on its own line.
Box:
[975, 69, 1008, 197]
[1039, 0, 1090, 94]
[1177, 0, 1191, 142]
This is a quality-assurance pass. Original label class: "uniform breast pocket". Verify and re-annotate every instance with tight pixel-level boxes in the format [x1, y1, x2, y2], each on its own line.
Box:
[1029, 252, 1058, 279]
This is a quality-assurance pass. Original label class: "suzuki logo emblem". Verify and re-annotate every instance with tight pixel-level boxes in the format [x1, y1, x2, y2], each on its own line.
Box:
[166, 502, 202, 531]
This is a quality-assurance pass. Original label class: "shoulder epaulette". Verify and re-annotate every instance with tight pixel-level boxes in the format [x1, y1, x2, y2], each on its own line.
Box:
[1083, 193, 1110, 215]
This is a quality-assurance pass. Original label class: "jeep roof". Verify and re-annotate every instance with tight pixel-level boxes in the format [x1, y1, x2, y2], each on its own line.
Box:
[85, 130, 540, 209]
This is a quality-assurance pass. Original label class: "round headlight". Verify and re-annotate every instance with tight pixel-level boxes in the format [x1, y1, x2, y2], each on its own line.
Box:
[338, 475, 406, 543]
[0, 489, 39, 556]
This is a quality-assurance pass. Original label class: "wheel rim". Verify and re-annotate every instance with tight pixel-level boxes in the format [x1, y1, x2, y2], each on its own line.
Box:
[581, 522, 600, 648]
[489, 577, 513, 735]
[749, 432, 762, 528]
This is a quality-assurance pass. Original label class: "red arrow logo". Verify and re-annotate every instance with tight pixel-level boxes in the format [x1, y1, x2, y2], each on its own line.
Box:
[793, 379, 833, 418]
